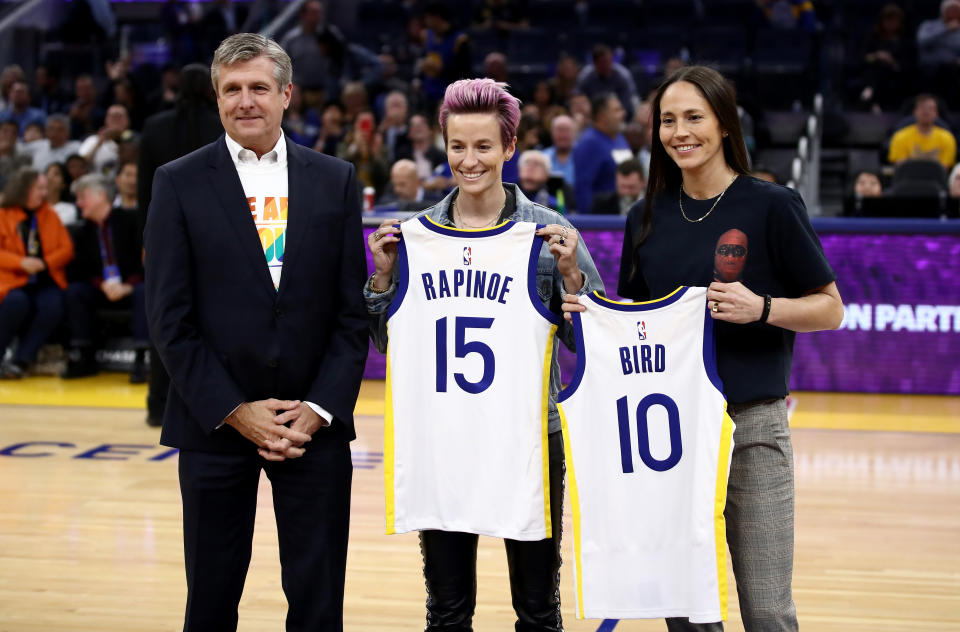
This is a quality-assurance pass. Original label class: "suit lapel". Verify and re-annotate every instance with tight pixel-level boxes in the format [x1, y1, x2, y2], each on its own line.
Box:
[208, 136, 277, 299]
[277, 138, 314, 297]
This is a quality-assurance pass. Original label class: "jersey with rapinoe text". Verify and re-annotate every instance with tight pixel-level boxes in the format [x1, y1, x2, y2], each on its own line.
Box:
[384, 216, 560, 540]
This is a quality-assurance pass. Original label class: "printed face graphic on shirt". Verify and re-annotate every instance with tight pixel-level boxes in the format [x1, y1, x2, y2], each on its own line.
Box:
[713, 228, 748, 282]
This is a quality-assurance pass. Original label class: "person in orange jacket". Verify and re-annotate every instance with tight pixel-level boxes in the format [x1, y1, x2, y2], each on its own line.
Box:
[0, 167, 74, 378]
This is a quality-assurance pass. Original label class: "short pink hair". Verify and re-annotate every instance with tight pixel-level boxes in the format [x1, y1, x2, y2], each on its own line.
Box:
[438, 78, 521, 149]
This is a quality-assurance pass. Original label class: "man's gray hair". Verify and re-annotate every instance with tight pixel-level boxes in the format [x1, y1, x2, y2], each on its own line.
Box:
[210, 33, 292, 93]
[518, 149, 552, 172]
[46, 113, 70, 127]
[71, 173, 114, 200]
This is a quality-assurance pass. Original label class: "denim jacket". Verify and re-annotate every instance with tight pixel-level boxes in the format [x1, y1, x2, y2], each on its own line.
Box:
[364, 184, 605, 433]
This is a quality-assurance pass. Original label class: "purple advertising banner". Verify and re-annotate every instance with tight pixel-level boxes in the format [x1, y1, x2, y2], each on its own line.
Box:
[362, 219, 960, 395]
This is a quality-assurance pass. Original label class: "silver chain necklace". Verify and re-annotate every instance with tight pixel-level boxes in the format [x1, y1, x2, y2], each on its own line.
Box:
[679, 174, 738, 223]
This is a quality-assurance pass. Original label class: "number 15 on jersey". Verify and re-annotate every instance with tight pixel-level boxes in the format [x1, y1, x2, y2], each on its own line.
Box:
[435, 316, 496, 394]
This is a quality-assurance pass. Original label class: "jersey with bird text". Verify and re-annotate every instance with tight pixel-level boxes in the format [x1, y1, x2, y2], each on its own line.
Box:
[558, 287, 734, 622]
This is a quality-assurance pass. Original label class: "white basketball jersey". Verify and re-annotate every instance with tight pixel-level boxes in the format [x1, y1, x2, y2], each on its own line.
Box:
[384, 216, 560, 540]
[557, 287, 734, 622]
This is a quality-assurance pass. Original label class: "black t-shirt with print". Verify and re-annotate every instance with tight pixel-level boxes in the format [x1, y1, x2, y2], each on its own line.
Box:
[618, 176, 836, 404]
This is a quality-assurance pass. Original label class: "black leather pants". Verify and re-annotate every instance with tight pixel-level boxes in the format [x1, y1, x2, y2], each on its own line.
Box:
[419, 431, 565, 632]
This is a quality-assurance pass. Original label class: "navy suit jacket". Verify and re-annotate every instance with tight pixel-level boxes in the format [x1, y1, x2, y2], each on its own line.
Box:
[144, 134, 368, 453]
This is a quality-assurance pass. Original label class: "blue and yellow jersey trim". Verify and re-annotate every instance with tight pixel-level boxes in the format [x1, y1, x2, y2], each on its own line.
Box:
[384, 323, 397, 535]
[558, 403, 586, 618]
[539, 324, 557, 535]
[714, 403, 734, 621]
[421, 214, 515, 236]
[586, 286, 688, 311]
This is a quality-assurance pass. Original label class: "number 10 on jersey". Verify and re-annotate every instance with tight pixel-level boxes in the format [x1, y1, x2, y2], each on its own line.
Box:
[436, 316, 496, 394]
[616, 393, 683, 473]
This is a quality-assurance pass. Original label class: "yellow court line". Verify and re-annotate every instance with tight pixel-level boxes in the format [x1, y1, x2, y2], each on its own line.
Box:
[2, 377, 958, 435]
[0, 374, 146, 409]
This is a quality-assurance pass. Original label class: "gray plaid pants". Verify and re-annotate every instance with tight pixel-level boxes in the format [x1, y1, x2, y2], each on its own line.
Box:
[667, 398, 799, 632]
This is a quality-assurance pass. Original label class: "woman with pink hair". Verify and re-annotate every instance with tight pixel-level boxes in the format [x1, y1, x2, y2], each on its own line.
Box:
[366, 78, 604, 630]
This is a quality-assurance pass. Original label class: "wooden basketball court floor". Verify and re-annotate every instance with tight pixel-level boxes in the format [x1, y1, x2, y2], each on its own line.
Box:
[1, 376, 958, 631]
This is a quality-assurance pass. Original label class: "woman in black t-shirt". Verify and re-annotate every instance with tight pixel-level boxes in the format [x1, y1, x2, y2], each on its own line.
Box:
[565, 66, 844, 631]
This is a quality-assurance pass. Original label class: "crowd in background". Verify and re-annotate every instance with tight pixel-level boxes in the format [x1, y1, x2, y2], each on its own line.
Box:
[2, 0, 960, 382]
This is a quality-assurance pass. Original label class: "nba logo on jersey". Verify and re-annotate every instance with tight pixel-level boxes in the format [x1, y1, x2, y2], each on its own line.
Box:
[637, 320, 647, 340]
[463, 246, 472, 265]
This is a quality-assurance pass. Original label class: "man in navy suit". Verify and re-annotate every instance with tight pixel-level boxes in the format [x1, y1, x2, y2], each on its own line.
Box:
[144, 33, 367, 631]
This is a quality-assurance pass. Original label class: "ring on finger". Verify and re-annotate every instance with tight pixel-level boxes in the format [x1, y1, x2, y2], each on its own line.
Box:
[560, 227, 569, 241]
[375, 230, 383, 241]
[712, 302, 719, 312]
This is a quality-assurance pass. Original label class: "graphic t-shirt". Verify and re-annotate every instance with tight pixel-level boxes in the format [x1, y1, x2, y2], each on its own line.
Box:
[226, 134, 289, 290]
[618, 176, 836, 403]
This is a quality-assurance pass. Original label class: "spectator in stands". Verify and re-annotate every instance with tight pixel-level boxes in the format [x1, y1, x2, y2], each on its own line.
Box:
[198, 0, 247, 62]
[854, 171, 883, 197]
[950, 163, 960, 197]
[22, 123, 44, 146]
[420, 2, 473, 107]
[573, 93, 631, 213]
[918, 0, 960, 66]
[32, 64, 70, 115]
[110, 75, 147, 133]
[339, 111, 389, 198]
[369, 53, 413, 108]
[0, 121, 31, 190]
[0, 168, 73, 379]
[280, 0, 338, 95]
[340, 81, 370, 127]
[473, 0, 529, 34]
[549, 54, 580, 105]
[518, 149, 559, 208]
[543, 114, 576, 187]
[483, 52, 510, 84]
[113, 161, 137, 213]
[576, 45, 637, 120]
[857, 3, 915, 111]
[0, 80, 46, 137]
[845, 170, 884, 215]
[377, 158, 442, 211]
[590, 158, 645, 214]
[147, 62, 181, 114]
[79, 104, 132, 175]
[516, 113, 542, 153]
[756, 0, 817, 31]
[32, 115, 81, 172]
[397, 113, 447, 185]
[531, 81, 556, 120]
[0, 65, 24, 112]
[283, 84, 322, 148]
[65, 154, 89, 183]
[888, 94, 957, 169]
[314, 102, 346, 156]
[624, 120, 652, 176]
[44, 162, 78, 227]
[67, 75, 104, 141]
[316, 29, 384, 101]
[569, 92, 592, 136]
[918, 0, 960, 106]
[63, 174, 146, 382]
[379, 91, 410, 163]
